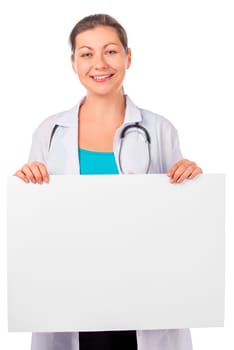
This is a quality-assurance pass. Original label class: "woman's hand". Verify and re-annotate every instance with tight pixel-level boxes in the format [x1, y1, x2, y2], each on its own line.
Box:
[167, 159, 202, 184]
[14, 162, 49, 184]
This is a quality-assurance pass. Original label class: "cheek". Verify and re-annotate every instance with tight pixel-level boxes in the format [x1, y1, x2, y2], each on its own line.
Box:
[118, 62, 129, 75]
[113, 59, 127, 71]
[76, 64, 88, 79]
[81, 61, 94, 75]
[121, 57, 130, 71]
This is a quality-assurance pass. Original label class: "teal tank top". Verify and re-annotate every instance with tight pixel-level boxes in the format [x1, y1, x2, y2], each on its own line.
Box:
[78, 148, 119, 175]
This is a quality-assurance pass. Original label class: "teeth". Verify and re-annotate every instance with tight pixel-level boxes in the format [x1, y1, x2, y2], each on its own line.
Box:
[93, 74, 112, 81]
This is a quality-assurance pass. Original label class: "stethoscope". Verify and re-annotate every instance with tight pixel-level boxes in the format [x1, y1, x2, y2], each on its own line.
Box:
[119, 122, 151, 174]
[49, 122, 151, 174]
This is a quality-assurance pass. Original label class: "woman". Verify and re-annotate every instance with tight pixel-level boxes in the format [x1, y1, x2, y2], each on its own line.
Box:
[15, 14, 202, 350]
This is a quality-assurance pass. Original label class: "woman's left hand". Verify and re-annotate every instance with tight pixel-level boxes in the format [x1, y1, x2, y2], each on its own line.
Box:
[167, 159, 203, 184]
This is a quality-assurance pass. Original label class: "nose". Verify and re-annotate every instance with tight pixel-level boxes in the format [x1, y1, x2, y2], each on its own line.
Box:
[94, 53, 107, 70]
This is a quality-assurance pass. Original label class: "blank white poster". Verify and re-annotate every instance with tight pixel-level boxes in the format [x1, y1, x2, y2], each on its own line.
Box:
[7, 174, 225, 332]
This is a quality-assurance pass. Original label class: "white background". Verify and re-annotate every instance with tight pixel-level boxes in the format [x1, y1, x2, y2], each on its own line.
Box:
[0, 0, 233, 349]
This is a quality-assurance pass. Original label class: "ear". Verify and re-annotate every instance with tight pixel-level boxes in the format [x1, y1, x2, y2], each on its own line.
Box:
[126, 48, 132, 69]
[71, 55, 78, 74]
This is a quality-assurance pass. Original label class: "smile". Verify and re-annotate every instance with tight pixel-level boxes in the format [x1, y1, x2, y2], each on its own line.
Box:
[91, 74, 114, 81]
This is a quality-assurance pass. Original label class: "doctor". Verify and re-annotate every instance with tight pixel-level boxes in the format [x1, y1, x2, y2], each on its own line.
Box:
[15, 13, 202, 350]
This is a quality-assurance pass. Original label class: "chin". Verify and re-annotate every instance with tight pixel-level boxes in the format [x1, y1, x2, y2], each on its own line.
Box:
[89, 88, 117, 98]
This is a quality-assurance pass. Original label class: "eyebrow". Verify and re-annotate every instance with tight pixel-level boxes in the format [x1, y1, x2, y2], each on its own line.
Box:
[77, 43, 119, 51]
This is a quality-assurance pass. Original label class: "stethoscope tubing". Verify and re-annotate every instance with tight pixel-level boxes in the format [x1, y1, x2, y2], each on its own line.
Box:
[118, 122, 151, 174]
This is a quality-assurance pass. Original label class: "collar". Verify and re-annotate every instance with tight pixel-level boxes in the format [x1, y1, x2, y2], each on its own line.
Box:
[54, 95, 142, 127]
[124, 95, 142, 124]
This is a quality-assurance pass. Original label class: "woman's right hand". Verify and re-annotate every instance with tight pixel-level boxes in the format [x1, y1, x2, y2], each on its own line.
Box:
[14, 162, 49, 184]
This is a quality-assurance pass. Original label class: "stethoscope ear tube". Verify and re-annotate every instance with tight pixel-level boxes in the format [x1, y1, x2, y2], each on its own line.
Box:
[119, 122, 151, 174]
[120, 122, 151, 144]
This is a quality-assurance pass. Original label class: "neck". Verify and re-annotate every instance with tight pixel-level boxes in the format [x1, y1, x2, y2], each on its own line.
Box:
[80, 92, 126, 124]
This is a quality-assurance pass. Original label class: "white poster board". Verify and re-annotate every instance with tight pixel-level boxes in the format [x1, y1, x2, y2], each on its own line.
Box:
[7, 174, 225, 332]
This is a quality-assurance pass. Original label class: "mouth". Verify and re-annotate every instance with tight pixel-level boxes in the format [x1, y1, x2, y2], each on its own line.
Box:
[91, 73, 114, 82]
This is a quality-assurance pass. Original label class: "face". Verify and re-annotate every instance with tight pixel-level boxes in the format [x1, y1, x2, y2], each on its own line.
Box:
[71, 26, 131, 97]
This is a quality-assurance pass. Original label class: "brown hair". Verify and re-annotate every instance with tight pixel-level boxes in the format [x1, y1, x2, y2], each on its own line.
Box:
[69, 14, 128, 56]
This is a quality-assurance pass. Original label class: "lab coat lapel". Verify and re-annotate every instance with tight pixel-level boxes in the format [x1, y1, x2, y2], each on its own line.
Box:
[61, 124, 80, 174]
[47, 104, 80, 175]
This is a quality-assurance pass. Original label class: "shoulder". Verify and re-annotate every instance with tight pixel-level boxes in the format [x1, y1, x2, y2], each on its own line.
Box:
[139, 107, 179, 141]
[140, 107, 177, 130]
[32, 104, 78, 140]
[126, 95, 177, 131]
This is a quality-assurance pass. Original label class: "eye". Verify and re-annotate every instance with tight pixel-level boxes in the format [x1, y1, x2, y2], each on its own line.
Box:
[105, 50, 117, 55]
[80, 52, 93, 58]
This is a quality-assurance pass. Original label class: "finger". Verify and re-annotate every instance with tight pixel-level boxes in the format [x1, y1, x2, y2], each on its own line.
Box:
[174, 165, 197, 183]
[174, 166, 203, 183]
[14, 170, 29, 183]
[30, 162, 46, 183]
[37, 163, 49, 183]
[167, 162, 180, 178]
[188, 167, 203, 179]
[167, 159, 193, 178]
[170, 164, 188, 183]
[20, 164, 37, 183]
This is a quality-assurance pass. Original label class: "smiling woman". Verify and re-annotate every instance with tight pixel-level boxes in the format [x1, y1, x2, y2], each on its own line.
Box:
[14, 13, 202, 350]
[71, 25, 131, 98]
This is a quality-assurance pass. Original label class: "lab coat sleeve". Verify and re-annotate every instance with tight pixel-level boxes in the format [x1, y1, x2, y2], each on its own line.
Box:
[28, 130, 47, 164]
[159, 121, 183, 172]
[137, 329, 193, 350]
[31, 332, 79, 350]
[140, 108, 183, 173]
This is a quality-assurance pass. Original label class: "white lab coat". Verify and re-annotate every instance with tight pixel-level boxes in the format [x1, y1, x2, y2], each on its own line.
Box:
[29, 95, 193, 350]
